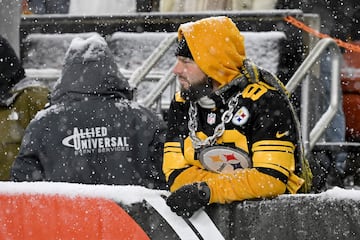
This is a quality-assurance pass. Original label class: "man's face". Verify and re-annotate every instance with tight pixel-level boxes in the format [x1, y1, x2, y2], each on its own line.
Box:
[173, 56, 207, 91]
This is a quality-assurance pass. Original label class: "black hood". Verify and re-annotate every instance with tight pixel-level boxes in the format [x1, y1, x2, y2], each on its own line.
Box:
[0, 35, 25, 98]
[50, 34, 133, 103]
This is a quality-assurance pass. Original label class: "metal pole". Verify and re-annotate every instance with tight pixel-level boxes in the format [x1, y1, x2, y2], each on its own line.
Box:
[309, 48, 341, 149]
[285, 38, 342, 153]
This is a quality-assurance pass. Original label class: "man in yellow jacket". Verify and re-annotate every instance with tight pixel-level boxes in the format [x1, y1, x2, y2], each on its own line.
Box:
[163, 16, 311, 218]
[0, 35, 49, 180]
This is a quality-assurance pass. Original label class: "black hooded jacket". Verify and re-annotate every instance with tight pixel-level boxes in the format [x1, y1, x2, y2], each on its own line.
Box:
[11, 35, 167, 189]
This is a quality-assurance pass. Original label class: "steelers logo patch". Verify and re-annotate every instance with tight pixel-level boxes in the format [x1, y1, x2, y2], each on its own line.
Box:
[232, 106, 249, 126]
[199, 146, 252, 173]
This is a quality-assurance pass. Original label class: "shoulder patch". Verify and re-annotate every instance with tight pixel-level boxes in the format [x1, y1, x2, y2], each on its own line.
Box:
[232, 106, 250, 126]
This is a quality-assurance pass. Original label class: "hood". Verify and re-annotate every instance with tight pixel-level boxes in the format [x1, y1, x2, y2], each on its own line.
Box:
[50, 34, 132, 103]
[178, 16, 246, 88]
[0, 35, 25, 98]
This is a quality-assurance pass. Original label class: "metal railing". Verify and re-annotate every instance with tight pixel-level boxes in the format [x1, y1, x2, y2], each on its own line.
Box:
[126, 33, 178, 111]
[285, 38, 344, 157]
[128, 33, 177, 88]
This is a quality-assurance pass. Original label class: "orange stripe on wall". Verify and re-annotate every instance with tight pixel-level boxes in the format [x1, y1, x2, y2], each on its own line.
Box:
[0, 193, 150, 240]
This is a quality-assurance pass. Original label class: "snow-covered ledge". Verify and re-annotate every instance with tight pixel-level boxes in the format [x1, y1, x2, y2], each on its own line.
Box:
[0, 182, 359, 239]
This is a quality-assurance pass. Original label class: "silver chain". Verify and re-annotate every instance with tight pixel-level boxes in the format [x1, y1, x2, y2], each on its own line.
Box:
[188, 92, 242, 149]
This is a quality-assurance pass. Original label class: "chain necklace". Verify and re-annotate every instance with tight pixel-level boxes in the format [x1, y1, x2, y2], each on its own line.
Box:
[188, 92, 242, 149]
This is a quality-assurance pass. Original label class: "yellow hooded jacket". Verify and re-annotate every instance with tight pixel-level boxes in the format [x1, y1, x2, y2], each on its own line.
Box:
[178, 16, 246, 87]
[163, 16, 305, 204]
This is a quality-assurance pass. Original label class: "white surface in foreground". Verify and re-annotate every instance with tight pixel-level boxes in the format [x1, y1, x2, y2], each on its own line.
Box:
[1, 182, 360, 204]
[0, 181, 169, 205]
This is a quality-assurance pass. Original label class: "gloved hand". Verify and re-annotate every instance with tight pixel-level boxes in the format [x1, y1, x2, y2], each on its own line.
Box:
[166, 182, 210, 218]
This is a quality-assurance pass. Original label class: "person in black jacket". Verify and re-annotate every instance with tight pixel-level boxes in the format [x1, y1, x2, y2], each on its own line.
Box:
[11, 34, 167, 189]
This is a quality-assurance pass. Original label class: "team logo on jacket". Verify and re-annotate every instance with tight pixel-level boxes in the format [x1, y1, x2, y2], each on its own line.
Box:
[231, 106, 249, 126]
[207, 112, 216, 125]
[199, 146, 252, 173]
[62, 127, 130, 156]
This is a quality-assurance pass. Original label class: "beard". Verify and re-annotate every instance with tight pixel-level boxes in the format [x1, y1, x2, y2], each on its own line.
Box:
[180, 77, 213, 102]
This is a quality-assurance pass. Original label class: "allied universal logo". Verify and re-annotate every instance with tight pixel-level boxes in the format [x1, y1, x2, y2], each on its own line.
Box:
[62, 127, 130, 156]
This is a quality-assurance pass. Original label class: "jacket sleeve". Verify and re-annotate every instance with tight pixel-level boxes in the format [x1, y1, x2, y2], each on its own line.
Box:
[168, 165, 286, 204]
[162, 95, 189, 185]
[16, 86, 49, 129]
[148, 117, 168, 189]
[164, 137, 290, 204]
[138, 107, 168, 189]
[10, 120, 45, 182]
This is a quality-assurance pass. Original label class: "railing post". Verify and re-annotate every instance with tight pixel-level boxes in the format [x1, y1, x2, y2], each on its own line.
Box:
[309, 47, 341, 149]
[300, 75, 311, 157]
[285, 38, 342, 154]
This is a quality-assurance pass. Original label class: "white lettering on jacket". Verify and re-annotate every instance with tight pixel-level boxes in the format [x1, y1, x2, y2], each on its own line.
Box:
[62, 127, 130, 155]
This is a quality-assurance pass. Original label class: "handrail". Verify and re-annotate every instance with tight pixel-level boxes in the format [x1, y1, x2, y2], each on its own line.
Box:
[139, 66, 176, 108]
[285, 38, 342, 156]
[128, 33, 177, 87]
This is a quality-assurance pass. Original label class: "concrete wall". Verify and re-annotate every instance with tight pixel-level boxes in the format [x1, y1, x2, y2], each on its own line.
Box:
[207, 193, 360, 239]
[125, 190, 360, 239]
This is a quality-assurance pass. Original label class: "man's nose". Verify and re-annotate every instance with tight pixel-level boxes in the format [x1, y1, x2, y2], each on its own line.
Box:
[172, 60, 183, 75]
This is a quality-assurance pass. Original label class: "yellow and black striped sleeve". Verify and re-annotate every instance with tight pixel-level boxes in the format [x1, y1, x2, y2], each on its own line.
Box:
[252, 140, 295, 183]
[162, 141, 187, 182]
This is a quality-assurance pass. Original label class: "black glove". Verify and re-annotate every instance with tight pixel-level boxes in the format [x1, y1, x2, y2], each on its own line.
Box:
[166, 182, 210, 218]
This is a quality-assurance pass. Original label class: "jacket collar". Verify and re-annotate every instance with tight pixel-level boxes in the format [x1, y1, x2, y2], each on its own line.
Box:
[209, 74, 249, 108]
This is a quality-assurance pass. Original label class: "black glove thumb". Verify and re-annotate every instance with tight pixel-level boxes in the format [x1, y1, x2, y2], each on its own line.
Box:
[166, 182, 210, 218]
